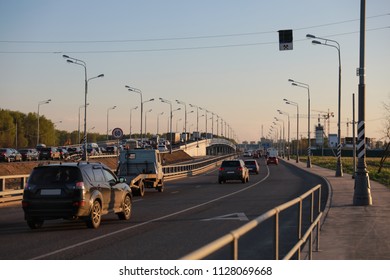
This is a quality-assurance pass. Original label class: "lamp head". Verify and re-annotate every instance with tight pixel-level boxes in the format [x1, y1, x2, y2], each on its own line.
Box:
[306, 34, 316, 39]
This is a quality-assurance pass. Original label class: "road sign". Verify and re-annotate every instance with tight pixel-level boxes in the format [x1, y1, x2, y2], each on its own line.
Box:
[278, 29, 293, 51]
[112, 127, 123, 139]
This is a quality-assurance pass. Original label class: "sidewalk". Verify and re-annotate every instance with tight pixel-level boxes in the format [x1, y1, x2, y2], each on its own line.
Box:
[286, 160, 390, 260]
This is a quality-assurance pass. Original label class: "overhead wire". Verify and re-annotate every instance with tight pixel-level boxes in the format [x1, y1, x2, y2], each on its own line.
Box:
[0, 13, 388, 54]
[0, 13, 388, 44]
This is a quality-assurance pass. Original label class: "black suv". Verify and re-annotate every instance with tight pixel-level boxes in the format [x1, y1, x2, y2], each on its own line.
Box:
[218, 159, 249, 184]
[38, 147, 61, 160]
[22, 162, 132, 229]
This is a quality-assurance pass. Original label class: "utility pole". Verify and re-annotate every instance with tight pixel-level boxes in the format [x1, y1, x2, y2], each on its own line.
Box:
[353, 0, 372, 205]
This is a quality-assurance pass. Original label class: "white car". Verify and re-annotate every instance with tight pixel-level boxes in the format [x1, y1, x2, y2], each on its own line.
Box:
[157, 144, 168, 152]
[243, 151, 252, 157]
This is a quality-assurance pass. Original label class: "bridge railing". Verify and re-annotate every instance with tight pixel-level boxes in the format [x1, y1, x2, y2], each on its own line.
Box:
[162, 153, 236, 180]
[180, 184, 322, 260]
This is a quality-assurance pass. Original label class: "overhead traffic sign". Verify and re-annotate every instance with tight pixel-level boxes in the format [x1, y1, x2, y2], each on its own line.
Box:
[278, 29, 293, 51]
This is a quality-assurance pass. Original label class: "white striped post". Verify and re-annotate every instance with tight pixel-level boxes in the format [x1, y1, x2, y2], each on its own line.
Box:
[353, 0, 372, 205]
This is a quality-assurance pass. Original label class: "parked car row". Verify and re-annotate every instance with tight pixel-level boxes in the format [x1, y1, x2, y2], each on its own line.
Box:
[0, 148, 22, 162]
[0, 146, 70, 162]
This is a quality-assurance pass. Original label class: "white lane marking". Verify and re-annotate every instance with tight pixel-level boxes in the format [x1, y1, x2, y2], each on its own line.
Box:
[202, 212, 249, 222]
[32, 164, 270, 260]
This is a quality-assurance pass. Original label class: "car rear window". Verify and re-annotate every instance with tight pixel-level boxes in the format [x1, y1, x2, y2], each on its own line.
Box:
[221, 161, 240, 167]
[29, 166, 82, 185]
[245, 161, 256, 165]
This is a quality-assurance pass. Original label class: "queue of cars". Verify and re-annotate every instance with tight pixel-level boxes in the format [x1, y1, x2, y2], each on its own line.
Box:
[16, 141, 278, 230]
[0, 146, 68, 162]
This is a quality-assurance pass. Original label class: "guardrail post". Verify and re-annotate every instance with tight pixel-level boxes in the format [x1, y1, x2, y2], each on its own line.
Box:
[231, 236, 238, 260]
[297, 200, 302, 259]
[274, 211, 279, 260]
[21, 177, 26, 189]
[0, 178, 4, 192]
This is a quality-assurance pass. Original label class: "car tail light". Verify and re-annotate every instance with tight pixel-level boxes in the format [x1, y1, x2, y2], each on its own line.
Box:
[219, 167, 224, 171]
[75, 182, 85, 189]
[237, 167, 243, 171]
[73, 200, 86, 207]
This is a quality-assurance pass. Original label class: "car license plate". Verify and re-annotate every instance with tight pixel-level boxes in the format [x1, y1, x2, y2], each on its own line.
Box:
[41, 189, 61, 195]
[227, 171, 235, 174]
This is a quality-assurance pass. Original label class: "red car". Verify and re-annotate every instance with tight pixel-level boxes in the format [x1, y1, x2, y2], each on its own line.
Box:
[266, 156, 279, 165]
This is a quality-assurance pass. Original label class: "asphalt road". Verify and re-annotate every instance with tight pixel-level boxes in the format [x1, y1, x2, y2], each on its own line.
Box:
[0, 158, 328, 260]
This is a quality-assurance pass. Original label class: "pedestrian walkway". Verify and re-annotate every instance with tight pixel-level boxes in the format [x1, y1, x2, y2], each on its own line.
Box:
[285, 160, 390, 260]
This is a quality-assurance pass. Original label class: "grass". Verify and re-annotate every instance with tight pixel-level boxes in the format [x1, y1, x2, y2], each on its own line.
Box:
[295, 156, 390, 189]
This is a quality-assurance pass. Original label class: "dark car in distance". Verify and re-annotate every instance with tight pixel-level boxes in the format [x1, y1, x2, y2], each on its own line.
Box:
[218, 159, 249, 184]
[244, 159, 260, 174]
[19, 148, 39, 161]
[267, 156, 279, 165]
[38, 147, 61, 160]
[22, 162, 132, 229]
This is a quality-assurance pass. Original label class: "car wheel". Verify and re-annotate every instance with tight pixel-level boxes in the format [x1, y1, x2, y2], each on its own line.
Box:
[26, 217, 44, 229]
[157, 178, 164, 192]
[138, 181, 145, 197]
[86, 200, 102, 229]
[118, 195, 132, 220]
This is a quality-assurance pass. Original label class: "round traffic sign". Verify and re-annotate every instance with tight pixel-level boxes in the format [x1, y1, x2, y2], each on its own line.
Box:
[112, 127, 123, 139]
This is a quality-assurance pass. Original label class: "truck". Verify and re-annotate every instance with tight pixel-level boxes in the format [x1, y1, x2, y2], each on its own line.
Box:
[166, 132, 181, 144]
[116, 149, 164, 197]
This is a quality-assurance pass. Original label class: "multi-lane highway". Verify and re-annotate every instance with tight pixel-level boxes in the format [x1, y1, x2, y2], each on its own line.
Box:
[0, 158, 328, 260]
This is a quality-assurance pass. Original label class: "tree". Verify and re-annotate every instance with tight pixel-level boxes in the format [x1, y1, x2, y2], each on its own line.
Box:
[378, 95, 390, 173]
[0, 109, 16, 147]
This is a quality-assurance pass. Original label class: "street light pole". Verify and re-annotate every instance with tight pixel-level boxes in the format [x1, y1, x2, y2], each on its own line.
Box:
[306, 34, 343, 176]
[189, 104, 199, 147]
[274, 117, 285, 158]
[199, 107, 208, 140]
[37, 99, 51, 146]
[289, 79, 312, 167]
[145, 109, 152, 139]
[78, 103, 89, 144]
[106, 106, 116, 140]
[284, 98, 299, 163]
[176, 100, 187, 145]
[354, 0, 372, 205]
[63, 55, 103, 161]
[278, 110, 290, 160]
[126, 86, 143, 141]
[160, 98, 174, 153]
[129, 106, 138, 139]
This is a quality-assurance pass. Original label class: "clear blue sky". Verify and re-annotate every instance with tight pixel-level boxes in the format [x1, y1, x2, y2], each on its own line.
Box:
[1, 0, 389, 143]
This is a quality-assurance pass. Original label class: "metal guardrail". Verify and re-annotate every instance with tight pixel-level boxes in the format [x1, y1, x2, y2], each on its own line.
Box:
[180, 184, 322, 260]
[0, 153, 236, 203]
[162, 154, 235, 180]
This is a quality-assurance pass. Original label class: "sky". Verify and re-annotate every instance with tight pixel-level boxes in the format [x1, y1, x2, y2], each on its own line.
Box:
[0, 0, 389, 143]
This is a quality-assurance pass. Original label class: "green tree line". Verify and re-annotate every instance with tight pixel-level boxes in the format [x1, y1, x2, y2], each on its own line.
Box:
[0, 109, 108, 148]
